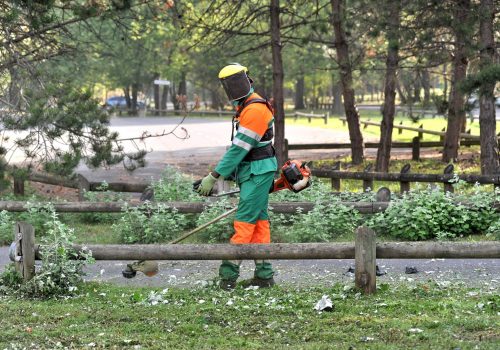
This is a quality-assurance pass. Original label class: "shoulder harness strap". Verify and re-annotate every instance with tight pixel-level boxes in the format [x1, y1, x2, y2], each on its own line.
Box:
[231, 98, 274, 141]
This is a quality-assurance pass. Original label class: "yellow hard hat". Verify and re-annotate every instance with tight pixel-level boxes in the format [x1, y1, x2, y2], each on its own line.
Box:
[218, 64, 248, 79]
[218, 63, 252, 101]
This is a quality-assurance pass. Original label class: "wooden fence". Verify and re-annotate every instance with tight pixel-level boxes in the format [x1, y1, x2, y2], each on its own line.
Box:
[311, 164, 500, 193]
[13, 171, 150, 198]
[0, 200, 391, 214]
[339, 117, 493, 141]
[284, 137, 480, 161]
[10, 223, 500, 294]
[292, 111, 329, 124]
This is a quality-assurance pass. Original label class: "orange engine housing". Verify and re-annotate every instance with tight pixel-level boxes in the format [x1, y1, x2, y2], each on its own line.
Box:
[271, 160, 312, 193]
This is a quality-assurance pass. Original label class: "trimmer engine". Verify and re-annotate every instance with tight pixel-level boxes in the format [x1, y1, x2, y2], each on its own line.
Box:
[272, 160, 312, 193]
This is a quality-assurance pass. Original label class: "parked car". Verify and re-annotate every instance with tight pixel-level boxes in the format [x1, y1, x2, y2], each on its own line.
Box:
[104, 96, 146, 110]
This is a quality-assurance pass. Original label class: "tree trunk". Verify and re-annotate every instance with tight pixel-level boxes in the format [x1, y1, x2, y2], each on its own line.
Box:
[443, 0, 471, 162]
[396, 79, 407, 105]
[478, 0, 499, 174]
[376, 0, 400, 173]
[178, 72, 187, 96]
[421, 69, 431, 107]
[413, 70, 421, 102]
[131, 83, 138, 114]
[161, 85, 168, 112]
[271, 0, 286, 167]
[332, 79, 343, 115]
[443, 63, 448, 104]
[123, 86, 132, 109]
[331, 0, 364, 164]
[153, 74, 160, 115]
[295, 75, 305, 110]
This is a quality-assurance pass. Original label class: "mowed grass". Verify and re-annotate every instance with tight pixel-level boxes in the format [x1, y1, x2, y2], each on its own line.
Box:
[0, 282, 498, 349]
[284, 109, 500, 142]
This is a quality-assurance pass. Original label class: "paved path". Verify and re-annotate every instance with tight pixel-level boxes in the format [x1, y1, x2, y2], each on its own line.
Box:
[75, 115, 426, 182]
[0, 247, 498, 289]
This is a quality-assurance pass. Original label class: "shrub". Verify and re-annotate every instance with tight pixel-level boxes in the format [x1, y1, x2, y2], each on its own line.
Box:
[0, 212, 93, 298]
[81, 181, 125, 223]
[18, 200, 56, 236]
[0, 210, 14, 245]
[195, 198, 235, 243]
[151, 166, 202, 202]
[367, 186, 497, 240]
[113, 202, 189, 243]
[486, 219, 500, 240]
[281, 201, 362, 242]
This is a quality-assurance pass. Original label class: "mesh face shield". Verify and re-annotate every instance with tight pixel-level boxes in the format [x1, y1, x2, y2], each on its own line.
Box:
[219, 70, 252, 101]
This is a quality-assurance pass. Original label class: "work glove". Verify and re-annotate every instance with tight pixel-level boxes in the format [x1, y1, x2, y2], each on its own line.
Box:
[196, 173, 217, 196]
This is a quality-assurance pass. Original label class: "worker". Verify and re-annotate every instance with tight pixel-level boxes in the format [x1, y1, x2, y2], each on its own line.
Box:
[196, 63, 277, 290]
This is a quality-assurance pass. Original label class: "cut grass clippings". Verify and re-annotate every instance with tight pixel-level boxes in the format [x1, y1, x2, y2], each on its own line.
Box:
[0, 282, 498, 349]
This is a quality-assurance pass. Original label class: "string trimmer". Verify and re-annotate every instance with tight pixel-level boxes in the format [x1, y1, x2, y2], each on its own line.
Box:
[122, 160, 312, 278]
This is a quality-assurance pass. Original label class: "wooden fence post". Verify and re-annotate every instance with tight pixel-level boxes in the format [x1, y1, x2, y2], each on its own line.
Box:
[362, 164, 373, 192]
[398, 121, 403, 134]
[375, 187, 391, 202]
[355, 226, 376, 294]
[399, 164, 411, 194]
[77, 174, 90, 201]
[418, 124, 424, 139]
[331, 161, 341, 191]
[440, 127, 446, 142]
[13, 177, 25, 196]
[443, 164, 454, 193]
[14, 222, 35, 282]
[325, 112, 329, 124]
[412, 136, 420, 161]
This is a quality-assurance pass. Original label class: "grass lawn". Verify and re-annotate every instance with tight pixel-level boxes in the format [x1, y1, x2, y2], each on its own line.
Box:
[1, 282, 498, 349]
[283, 109, 500, 143]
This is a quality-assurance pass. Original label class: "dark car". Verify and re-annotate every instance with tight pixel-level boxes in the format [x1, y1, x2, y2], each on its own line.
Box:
[105, 96, 146, 110]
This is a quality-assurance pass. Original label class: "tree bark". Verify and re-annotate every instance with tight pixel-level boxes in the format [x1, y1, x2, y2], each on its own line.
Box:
[443, 63, 448, 99]
[331, 0, 364, 164]
[332, 79, 343, 114]
[413, 70, 421, 102]
[396, 79, 407, 105]
[170, 83, 177, 110]
[294, 75, 305, 110]
[178, 72, 187, 96]
[123, 86, 131, 109]
[376, 0, 400, 172]
[478, 0, 499, 174]
[153, 74, 160, 115]
[160, 85, 168, 111]
[131, 83, 138, 114]
[421, 69, 431, 107]
[443, 0, 471, 162]
[270, 0, 286, 167]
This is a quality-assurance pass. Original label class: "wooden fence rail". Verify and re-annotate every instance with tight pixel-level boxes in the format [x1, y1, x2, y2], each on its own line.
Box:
[9, 223, 500, 294]
[1, 200, 498, 214]
[292, 111, 329, 124]
[285, 138, 481, 161]
[312, 164, 500, 193]
[339, 117, 487, 140]
[0, 200, 391, 214]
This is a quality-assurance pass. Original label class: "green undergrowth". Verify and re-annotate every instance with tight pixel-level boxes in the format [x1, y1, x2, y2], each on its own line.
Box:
[0, 282, 498, 349]
[0, 166, 498, 245]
